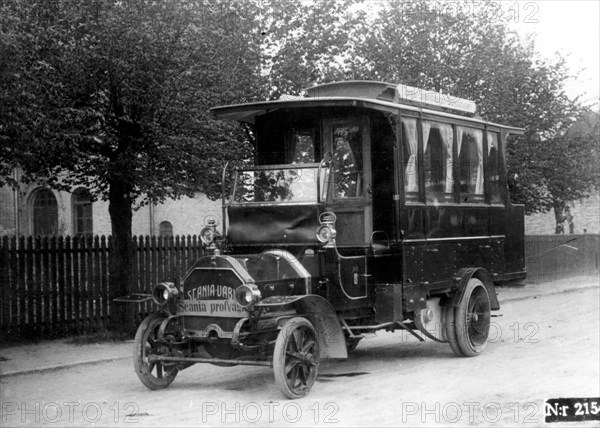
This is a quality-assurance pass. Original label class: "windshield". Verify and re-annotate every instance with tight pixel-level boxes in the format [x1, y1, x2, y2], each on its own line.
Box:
[232, 164, 325, 203]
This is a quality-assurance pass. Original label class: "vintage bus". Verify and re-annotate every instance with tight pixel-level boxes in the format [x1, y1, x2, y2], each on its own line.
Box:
[132, 81, 526, 398]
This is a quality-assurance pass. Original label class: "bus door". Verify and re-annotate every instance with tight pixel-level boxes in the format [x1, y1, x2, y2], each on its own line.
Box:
[323, 116, 372, 304]
[323, 116, 373, 246]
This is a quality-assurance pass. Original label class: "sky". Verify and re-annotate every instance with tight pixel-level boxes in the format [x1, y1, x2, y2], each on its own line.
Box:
[508, 0, 600, 110]
[353, 1, 600, 110]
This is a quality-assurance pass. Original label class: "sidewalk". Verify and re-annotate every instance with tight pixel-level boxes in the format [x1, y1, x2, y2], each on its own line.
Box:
[0, 339, 133, 377]
[495, 275, 598, 302]
[1, 276, 597, 378]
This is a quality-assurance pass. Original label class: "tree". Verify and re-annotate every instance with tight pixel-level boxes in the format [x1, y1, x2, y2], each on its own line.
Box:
[542, 112, 600, 233]
[259, 0, 359, 98]
[266, 0, 598, 232]
[339, 1, 592, 223]
[0, 0, 262, 331]
[2, 0, 596, 334]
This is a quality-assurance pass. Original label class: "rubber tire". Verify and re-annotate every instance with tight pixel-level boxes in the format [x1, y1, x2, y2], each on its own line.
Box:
[443, 303, 464, 357]
[454, 278, 491, 356]
[273, 317, 320, 399]
[133, 313, 178, 390]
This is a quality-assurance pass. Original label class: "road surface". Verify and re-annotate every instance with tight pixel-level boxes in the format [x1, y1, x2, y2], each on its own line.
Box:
[1, 285, 599, 427]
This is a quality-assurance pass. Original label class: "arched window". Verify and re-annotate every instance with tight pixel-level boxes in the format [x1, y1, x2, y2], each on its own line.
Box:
[72, 188, 93, 237]
[159, 221, 173, 238]
[33, 189, 58, 236]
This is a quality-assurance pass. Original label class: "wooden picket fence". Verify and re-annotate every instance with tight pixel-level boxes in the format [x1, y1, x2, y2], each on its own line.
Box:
[1, 233, 598, 342]
[524, 234, 599, 283]
[0, 235, 203, 342]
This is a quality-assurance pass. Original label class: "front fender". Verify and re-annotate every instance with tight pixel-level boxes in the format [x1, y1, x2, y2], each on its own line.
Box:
[256, 295, 348, 359]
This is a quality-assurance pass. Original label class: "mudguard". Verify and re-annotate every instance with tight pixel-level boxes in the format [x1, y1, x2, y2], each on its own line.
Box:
[451, 268, 500, 311]
[256, 295, 348, 359]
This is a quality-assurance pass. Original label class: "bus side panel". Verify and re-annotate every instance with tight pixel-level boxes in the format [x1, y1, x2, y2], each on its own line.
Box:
[373, 252, 403, 323]
[504, 203, 526, 277]
[489, 205, 506, 237]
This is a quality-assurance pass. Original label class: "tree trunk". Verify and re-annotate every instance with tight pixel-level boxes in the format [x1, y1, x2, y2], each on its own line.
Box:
[108, 178, 136, 335]
[553, 200, 566, 235]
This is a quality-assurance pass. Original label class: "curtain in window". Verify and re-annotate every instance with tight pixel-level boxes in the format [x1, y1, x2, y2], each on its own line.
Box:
[487, 132, 497, 155]
[437, 123, 454, 193]
[487, 131, 499, 179]
[473, 130, 483, 194]
[458, 127, 484, 195]
[423, 121, 453, 193]
[487, 132, 501, 203]
[457, 127, 464, 154]
[422, 121, 432, 154]
[402, 118, 418, 192]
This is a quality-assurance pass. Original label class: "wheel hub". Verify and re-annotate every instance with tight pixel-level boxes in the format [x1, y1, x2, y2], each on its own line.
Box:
[300, 352, 317, 367]
[290, 351, 316, 367]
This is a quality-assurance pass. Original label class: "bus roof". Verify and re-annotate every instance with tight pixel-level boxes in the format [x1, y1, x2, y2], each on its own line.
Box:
[211, 80, 525, 133]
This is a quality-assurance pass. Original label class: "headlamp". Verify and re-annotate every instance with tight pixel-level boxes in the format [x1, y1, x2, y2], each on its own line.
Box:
[152, 282, 178, 306]
[316, 211, 337, 245]
[316, 225, 336, 243]
[200, 227, 215, 245]
[234, 284, 262, 308]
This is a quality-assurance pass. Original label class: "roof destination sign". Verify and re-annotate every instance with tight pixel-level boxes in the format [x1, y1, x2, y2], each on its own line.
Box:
[396, 84, 478, 115]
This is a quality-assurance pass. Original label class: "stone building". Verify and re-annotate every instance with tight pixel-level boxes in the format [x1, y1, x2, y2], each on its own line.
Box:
[525, 193, 600, 235]
[0, 173, 221, 238]
[525, 111, 599, 235]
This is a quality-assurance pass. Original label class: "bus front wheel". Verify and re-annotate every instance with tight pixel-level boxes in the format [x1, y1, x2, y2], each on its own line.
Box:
[273, 317, 320, 399]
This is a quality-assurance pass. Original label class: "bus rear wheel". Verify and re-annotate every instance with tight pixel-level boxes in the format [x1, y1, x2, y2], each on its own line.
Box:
[444, 278, 491, 357]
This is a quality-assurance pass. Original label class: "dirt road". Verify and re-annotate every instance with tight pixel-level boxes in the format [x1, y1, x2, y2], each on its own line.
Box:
[1, 285, 599, 427]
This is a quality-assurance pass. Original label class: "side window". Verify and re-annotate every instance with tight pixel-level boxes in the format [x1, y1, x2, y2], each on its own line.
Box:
[423, 121, 453, 203]
[457, 126, 484, 203]
[33, 188, 59, 236]
[332, 125, 362, 199]
[72, 188, 93, 237]
[286, 129, 316, 163]
[159, 221, 173, 238]
[401, 117, 419, 201]
[487, 132, 502, 204]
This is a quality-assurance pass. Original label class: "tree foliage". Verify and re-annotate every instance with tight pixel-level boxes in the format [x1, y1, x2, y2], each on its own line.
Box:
[1, 0, 261, 199]
[542, 111, 600, 233]
[259, 0, 356, 98]
[4, 0, 594, 224]
[1, 0, 598, 325]
[257, 0, 598, 228]
[1, 0, 265, 330]
[339, 1, 590, 217]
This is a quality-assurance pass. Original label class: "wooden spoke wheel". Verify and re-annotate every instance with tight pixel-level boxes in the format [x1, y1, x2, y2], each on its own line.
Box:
[444, 278, 491, 357]
[273, 317, 320, 399]
[133, 313, 179, 390]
